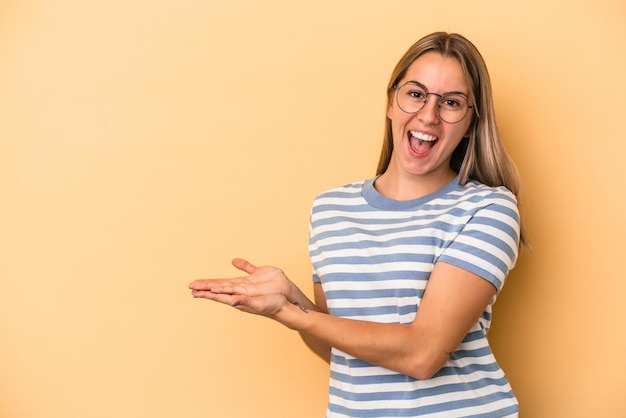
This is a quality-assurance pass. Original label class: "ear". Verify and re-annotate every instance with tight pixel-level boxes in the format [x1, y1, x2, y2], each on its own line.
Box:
[386, 102, 393, 120]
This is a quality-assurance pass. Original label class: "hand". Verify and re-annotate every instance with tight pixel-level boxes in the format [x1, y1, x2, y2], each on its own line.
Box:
[189, 258, 293, 316]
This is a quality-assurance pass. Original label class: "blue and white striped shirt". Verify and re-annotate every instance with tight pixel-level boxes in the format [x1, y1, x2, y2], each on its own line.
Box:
[309, 177, 520, 417]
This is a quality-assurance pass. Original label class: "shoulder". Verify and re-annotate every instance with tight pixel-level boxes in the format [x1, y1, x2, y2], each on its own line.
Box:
[450, 181, 518, 214]
[454, 180, 516, 201]
[312, 179, 369, 204]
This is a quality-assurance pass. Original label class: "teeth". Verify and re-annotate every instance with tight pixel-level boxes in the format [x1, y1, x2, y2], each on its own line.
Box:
[410, 131, 437, 142]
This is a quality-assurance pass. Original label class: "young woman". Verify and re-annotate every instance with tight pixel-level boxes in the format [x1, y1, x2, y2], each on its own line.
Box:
[190, 32, 525, 417]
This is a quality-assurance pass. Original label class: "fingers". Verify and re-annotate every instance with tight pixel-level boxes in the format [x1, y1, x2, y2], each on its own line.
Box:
[189, 280, 245, 296]
[190, 288, 233, 302]
[231, 258, 258, 275]
[188, 279, 229, 291]
[191, 289, 249, 309]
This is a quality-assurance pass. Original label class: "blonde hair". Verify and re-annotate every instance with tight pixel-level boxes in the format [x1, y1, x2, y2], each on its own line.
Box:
[376, 32, 528, 246]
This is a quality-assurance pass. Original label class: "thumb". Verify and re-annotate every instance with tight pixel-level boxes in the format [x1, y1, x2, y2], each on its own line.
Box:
[232, 258, 258, 275]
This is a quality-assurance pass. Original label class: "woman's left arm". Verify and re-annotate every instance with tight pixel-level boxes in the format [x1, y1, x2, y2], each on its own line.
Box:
[191, 258, 496, 380]
[276, 260, 496, 380]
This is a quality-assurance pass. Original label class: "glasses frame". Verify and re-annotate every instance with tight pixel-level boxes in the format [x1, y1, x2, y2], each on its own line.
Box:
[393, 82, 474, 124]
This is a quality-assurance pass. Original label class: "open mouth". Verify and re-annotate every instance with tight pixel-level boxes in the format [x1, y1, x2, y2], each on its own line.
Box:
[409, 130, 438, 154]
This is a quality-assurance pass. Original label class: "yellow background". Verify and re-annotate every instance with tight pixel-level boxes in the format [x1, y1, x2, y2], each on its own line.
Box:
[1, 1, 624, 417]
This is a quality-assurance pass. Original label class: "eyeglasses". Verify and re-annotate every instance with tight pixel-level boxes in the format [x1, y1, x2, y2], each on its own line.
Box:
[393, 82, 474, 124]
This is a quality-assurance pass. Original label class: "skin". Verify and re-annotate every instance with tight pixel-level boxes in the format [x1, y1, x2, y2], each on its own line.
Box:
[189, 53, 496, 380]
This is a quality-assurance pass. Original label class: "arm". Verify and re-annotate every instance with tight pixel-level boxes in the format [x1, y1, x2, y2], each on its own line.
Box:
[276, 261, 495, 380]
[190, 259, 494, 380]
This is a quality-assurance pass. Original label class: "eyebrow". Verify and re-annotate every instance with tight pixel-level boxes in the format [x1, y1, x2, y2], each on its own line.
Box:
[404, 80, 469, 98]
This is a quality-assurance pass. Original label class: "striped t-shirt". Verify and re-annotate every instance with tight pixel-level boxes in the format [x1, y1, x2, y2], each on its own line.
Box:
[308, 176, 520, 418]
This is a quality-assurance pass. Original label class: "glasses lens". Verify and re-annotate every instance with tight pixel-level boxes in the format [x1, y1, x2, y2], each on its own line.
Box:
[396, 84, 470, 124]
[396, 84, 427, 114]
[438, 94, 469, 124]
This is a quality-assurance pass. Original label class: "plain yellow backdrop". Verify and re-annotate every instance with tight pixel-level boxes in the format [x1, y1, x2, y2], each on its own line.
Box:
[1, 0, 625, 417]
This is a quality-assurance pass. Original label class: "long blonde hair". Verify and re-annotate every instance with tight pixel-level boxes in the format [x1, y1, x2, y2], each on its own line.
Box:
[376, 32, 528, 246]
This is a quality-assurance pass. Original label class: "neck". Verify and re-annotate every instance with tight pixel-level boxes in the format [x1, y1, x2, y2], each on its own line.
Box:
[374, 169, 457, 201]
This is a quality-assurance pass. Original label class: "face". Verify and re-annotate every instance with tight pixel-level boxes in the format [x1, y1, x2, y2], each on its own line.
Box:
[386, 52, 473, 182]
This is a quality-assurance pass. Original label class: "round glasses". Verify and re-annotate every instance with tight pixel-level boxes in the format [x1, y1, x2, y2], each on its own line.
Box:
[394, 82, 473, 124]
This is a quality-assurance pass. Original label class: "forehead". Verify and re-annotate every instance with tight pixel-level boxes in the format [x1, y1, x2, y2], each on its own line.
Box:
[400, 52, 468, 94]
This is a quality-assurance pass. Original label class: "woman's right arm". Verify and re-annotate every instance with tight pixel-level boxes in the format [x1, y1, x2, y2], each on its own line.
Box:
[298, 283, 331, 363]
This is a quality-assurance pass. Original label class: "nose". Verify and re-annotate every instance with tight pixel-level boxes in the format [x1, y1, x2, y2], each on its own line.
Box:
[417, 94, 441, 124]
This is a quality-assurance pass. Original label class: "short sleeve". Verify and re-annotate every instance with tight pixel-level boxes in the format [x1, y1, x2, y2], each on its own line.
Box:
[436, 189, 520, 293]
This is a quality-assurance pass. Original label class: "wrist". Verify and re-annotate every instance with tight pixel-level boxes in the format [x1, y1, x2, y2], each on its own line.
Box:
[274, 301, 312, 331]
[284, 280, 304, 304]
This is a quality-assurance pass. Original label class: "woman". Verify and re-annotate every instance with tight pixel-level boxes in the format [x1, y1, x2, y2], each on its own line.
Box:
[190, 32, 525, 417]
